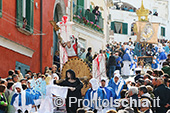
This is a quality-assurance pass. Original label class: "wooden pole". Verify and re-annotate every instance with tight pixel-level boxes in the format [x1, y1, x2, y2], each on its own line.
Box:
[70, 0, 73, 22]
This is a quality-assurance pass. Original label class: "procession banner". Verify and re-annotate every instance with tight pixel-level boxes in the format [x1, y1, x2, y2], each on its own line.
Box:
[136, 21, 159, 44]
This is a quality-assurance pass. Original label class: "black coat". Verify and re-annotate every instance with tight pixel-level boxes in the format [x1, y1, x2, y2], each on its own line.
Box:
[141, 95, 155, 113]
[130, 94, 140, 113]
[153, 84, 170, 113]
[108, 56, 116, 67]
[58, 78, 83, 113]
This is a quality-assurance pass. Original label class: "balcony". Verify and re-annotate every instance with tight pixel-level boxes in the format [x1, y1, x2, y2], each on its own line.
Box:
[73, 5, 104, 33]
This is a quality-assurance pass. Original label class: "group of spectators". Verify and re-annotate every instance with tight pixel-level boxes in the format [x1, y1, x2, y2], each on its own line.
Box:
[113, 5, 159, 17]
[2, 38, 170, 113]
[0, 65, 61, 113]
[82, 39, 170, 113]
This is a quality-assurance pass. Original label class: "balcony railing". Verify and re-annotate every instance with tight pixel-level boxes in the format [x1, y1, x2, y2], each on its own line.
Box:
[73, 5, 104, 33]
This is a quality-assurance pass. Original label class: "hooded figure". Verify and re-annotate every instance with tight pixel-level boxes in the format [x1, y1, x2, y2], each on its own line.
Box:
[108, 74, 127, 99]
[158, 48, 167, 69]
[100, 78, 116, 112]
[26, 80, 42, 107]
[122, 50, 132, 75]
[84, 78, 106, 113]
[11, 82, 35, 113]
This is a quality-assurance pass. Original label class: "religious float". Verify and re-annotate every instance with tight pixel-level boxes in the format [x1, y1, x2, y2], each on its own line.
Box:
[133, 0, 159, 73]
[50, 16, 91, 96]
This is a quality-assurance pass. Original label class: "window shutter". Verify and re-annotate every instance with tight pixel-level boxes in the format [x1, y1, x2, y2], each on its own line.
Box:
[16, 0, 23, 28]
[161, 27, 163, 36]
[163, 27, 165, 37]
[161, 27, 165, 37]
[122, 23, 128, 34]
[111, 21, 114, 30]
[77, 0, 84, 8]
[26, 0, 34, 33]
[0, 0, 2, 17]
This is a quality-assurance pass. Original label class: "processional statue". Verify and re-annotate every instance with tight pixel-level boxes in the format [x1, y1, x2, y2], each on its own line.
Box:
[134, 0, 160, 70]
[50, 16, 91, 96]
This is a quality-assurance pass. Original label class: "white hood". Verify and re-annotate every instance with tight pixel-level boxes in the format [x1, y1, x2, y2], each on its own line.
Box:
[89, 78, 99, 91]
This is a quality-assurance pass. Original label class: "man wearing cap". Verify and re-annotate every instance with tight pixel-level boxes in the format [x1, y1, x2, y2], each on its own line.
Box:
[11, 82, 35, 113]
[134, 68, 143, 83]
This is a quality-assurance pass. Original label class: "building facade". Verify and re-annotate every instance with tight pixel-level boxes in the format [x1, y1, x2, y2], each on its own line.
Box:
[66, 0, 110, 56]
[109, 0, 170, 43]
[0, 0, 68, 78]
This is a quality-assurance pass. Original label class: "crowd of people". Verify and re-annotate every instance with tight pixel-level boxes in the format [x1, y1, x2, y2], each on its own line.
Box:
[1, 39, 170, 113]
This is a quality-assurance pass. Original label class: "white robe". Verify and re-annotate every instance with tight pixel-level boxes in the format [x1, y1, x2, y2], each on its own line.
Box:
[122, 61, 131, 75]
[38, 85, 68, 113]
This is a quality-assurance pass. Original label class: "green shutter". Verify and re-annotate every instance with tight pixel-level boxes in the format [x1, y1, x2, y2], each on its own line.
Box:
[122, 23, 128, 35]
[26, 0, 34, 33]
[111, 21, 114, 30]
[77, 0, 84, 8]
[163, 27, 165, 37]
[161, 27, 163, 36]
[0, 0, 2, 17]
[90, 5, 93, 12]
[16, 0, 23, 28]
[161, 27, 165, 37]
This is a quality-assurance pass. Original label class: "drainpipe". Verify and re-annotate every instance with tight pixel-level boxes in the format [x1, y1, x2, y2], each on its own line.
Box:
[40, 0, 43, 73]
[70, 0, 73, 21]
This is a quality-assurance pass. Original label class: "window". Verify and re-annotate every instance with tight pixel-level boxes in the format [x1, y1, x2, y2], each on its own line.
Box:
[161, 27, 165, 37]
[111, 21, 128, 35]
[15, 61, 30, 76]
[77, 0, 84, 8]
[0, 0, 2, 17]
[16, 0, 34, 33]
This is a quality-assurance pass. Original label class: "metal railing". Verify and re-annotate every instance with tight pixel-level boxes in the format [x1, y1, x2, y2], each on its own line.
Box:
[73, 5, 104, 33]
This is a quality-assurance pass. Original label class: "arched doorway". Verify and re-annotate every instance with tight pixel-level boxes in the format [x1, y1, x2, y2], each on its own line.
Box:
[53, 2, 65, 65]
